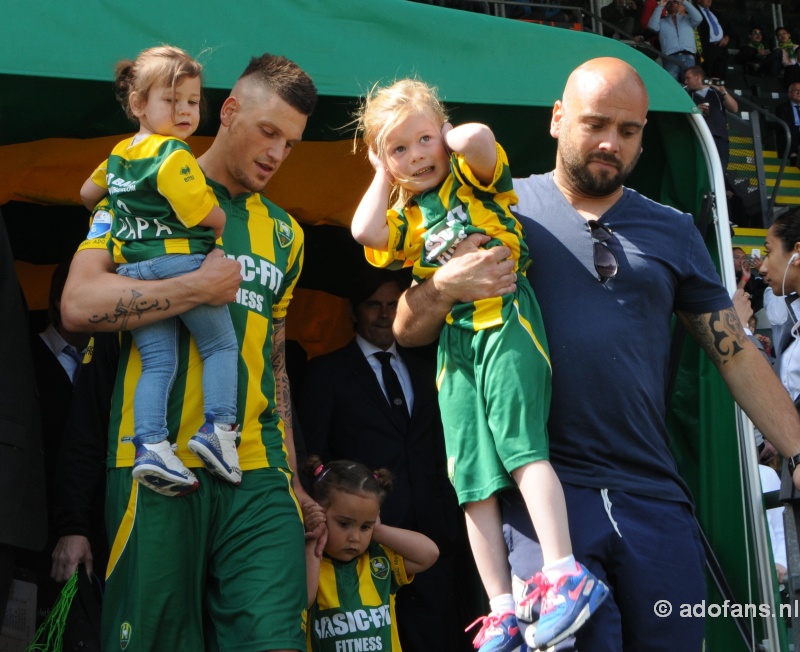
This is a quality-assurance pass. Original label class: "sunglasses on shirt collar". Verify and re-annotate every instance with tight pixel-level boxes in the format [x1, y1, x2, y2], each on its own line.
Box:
[588, 220, 619, 283]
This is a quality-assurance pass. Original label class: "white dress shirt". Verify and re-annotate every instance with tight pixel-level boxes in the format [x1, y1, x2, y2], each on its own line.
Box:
[355, 335, 414, 414]
[39, 323, 84, 385]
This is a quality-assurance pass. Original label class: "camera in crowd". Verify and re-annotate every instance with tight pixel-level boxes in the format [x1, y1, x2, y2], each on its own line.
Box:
[703, 78, 725, 86]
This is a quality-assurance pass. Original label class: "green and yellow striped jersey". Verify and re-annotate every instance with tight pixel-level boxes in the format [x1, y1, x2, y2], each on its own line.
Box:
[308, 542, 410, 652]
[80, 179, 304, 471]
[365, 143, 527, 331]
[90, 134, 218, 263]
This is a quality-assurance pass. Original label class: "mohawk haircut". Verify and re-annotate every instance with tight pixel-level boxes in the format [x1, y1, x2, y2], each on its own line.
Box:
[239, 53, 318, 116]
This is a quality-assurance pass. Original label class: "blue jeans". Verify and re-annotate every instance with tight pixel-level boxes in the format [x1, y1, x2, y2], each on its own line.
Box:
[117, 254, 238, 443]
[663, 52, 696, 82]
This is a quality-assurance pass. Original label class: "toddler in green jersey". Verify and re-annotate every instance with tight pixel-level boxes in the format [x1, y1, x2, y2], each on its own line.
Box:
[80, 46, 241, 496]
[351, 79, 608, 651]
[303, 455, 439, 652]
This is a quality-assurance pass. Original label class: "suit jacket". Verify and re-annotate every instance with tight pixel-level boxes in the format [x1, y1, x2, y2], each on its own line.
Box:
[298, 339, 459, 551]
[694, 5, 727, 49]
[29, 333, 74, 504]
[775, 100, 800, 158]
[0, 214, 46, 551]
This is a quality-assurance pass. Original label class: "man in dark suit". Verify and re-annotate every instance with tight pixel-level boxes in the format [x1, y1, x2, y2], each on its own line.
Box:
[299, 269, 476, 652]
[694, 0, 730, 80]
[0, 212, 46, 618]
[776, 82, 800, 167]
[20, 259, 91, 623]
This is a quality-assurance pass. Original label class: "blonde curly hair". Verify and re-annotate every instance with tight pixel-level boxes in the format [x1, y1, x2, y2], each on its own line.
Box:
[355, 78, 449, 205]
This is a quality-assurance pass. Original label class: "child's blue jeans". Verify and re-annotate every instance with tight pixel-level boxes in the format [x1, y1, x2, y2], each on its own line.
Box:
[117, 253, 238, 443]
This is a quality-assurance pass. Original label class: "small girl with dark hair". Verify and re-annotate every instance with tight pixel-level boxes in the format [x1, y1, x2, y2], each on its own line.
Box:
[304, 455, 439, 652]
[80, 45, 240, 497]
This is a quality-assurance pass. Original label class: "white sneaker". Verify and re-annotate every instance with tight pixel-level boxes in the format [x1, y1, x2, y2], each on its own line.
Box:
[132, 440, 199, 496]
[188, 421, 242, 484]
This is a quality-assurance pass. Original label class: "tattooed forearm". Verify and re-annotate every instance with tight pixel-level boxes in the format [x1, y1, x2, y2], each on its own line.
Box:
[88, 290, 171, 330]
[678, 307, 748, 367]
[271, 318, 293, 427]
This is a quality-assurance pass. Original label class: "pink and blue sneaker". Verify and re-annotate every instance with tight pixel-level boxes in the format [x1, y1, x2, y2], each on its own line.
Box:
[466, 610, 523, 652]
[519, 563, 608, 649]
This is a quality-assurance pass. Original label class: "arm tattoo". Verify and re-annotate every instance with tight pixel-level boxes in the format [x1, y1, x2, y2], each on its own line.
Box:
[679, 306, 748, 367]
[271, 318, 293, 428]
[88, 290, 171, 330]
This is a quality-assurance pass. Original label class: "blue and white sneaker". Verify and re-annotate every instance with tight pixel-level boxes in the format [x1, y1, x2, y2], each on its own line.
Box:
[466, 611, 523, 652]
[529, 563, 608, 649]
[188, 419, 242, 484]
[132, 440, 199, 496]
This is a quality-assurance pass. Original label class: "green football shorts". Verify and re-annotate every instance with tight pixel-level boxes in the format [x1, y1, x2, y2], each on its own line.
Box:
[103, 467, 307, 651]
[438, 277, 552, 505]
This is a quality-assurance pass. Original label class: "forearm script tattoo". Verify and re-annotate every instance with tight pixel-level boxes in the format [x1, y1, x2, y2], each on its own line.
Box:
[88, 289, 171, 330]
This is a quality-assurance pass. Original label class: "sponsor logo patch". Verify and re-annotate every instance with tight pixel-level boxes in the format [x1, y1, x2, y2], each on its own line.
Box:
[87, 209, 112, 239]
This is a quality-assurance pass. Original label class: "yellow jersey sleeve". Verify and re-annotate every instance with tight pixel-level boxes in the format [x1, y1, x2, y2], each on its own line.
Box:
[453, 142, 507, 193]
[156, 149, 218, 228]
[379, 543, 413, 587]
[89, 160, 109, 189]
[76, 199, 113, 252]
[364, 207, 415, 270]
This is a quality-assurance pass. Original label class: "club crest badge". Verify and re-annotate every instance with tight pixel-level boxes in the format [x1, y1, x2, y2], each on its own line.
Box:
[120, 622, 132, 650]
[275, 220, 294, 248]
[370, 556, 390, 580]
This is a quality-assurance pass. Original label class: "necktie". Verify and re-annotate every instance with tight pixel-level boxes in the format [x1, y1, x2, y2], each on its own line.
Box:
[794, 104, 800, 127]
[64, 345, 84, 384]
[374, 352, 409, 425]
[703, 8, 720, 39]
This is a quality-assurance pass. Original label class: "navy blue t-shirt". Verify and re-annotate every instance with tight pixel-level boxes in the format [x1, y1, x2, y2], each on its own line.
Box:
[513, 173, 731, 504]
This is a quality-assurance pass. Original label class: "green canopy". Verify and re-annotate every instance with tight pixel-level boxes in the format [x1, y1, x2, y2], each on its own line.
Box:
[0, 0, 694, 111]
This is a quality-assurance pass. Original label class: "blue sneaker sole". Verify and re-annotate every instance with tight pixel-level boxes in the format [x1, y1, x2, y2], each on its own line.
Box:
[134, 470, 199, 497]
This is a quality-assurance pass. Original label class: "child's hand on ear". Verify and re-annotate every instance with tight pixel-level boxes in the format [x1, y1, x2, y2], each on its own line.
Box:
[367, 147, 382, 171]
[368, 147, 394, 184]
[441, 123, 454, 154]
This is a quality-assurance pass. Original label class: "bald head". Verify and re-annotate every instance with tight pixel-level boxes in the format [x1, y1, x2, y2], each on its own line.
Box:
[563, 58, 649, 114]
[550, 57, 648, 201]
